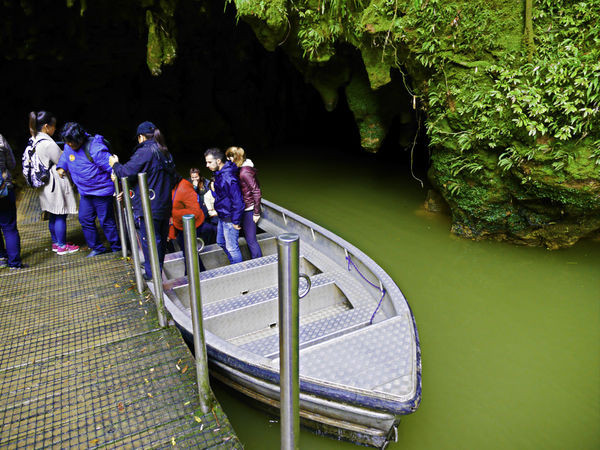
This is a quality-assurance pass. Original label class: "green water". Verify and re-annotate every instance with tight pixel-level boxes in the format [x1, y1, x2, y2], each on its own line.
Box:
[209, 147, 600, 449]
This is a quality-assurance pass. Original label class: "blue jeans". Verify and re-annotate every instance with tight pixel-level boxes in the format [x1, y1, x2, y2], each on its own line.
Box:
[217, 220, 242, 264]
[138, 216, 170, 278]
[241, 210, 262, 259]
[0, 189, 23, 267]
[79, 194, 121, 252]
[48, 213, 67, 246]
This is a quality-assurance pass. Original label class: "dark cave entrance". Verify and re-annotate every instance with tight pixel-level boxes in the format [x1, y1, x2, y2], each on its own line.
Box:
[0, 0, 429, 179]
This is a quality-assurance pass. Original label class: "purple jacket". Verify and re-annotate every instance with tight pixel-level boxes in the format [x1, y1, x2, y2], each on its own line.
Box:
[239, 159, 261, 216]
[213, 161, 244, 225]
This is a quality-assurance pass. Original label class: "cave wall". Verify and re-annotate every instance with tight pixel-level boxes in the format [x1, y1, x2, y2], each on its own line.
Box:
[2, 0, 599, 248]
[0, 0, 359, 163]
[229, 0, 600, 248]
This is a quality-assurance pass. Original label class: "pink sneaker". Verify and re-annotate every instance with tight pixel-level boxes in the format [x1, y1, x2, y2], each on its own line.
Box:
[56, 243, 80, 255]
[52, 243, 59, 252]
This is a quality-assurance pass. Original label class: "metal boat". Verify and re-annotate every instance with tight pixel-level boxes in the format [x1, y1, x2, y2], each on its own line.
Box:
[151, 199, 421, 448]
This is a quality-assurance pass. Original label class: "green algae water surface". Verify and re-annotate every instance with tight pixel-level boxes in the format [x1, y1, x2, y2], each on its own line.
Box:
[211, 146, 600, 450]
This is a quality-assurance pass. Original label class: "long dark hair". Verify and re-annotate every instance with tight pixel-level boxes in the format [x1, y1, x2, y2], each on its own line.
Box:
[142, 128, 168, 153]
[29, 111, 56, 137]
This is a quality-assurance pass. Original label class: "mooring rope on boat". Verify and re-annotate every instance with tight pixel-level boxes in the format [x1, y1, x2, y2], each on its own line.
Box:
[345, 255, 387, 324]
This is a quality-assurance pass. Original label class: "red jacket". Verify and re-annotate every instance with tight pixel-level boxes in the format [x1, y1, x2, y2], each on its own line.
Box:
[169, 178, 204, 240]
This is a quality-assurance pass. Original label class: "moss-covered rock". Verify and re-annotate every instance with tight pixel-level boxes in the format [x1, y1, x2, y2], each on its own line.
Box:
[226, 0, 600, 247]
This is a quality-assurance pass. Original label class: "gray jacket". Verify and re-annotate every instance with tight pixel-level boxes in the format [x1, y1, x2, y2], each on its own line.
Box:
[0, 134, 17, 184]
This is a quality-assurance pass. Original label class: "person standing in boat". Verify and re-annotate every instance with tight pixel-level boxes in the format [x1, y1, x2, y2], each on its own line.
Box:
[109, 121, 176, 280]
[0, 133, 27, 269]
[28, 111, 79, 255]
[57, 122, 121, 256]
[204, 147, 244, 264]
[189, 167, 217, 245]
[225, 146, 262, 259]
[168, 173, 206, 273]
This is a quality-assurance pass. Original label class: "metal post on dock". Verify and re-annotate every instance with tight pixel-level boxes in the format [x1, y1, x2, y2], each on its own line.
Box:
[113, 176, 128, 259]
[138, 172, 167, 328]
[277, 233, 311, 450]
[182, 214, 213, 413]
[121, 177, 144, 294]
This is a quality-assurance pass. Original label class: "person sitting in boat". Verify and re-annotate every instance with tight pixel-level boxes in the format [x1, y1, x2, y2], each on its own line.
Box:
[225, 146, 262, 260]
[168, 173, 206, 273]
[204, 148, 244, 264]
[109, 121, 176, 280]
[189, 167, 217, 245]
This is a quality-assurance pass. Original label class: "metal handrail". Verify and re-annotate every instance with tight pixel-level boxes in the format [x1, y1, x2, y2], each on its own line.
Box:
[182, 214, 213, 413]
[278, 233, 311, 450]
[138, 172, 167, 327]
[121, 177, 144, 294]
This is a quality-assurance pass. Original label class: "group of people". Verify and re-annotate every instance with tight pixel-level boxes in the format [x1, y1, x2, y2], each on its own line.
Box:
[0, 111, 263, 279]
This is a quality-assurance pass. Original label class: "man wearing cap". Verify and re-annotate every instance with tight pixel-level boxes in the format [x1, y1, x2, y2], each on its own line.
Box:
[110, 121, 176, 279]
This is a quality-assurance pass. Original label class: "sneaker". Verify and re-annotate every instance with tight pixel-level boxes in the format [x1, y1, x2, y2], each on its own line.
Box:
[52, 243, 59, 252]
[87, 248, 108, 257]
[0, 259, 7, 269]
[9, 263, 29, 270]
[56, 243, 80, 255]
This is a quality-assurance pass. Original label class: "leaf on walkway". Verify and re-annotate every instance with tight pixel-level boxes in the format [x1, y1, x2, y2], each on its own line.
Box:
[117, 402, 125, 412]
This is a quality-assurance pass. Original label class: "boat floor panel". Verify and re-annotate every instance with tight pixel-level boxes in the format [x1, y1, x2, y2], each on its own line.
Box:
[299, 316, 416, 398]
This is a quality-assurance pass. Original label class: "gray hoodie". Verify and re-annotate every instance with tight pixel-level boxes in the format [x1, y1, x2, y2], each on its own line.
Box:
[0, 134, 16, 184]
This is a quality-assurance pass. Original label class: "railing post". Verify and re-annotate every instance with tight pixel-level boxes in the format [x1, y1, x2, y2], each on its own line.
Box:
[278, 233, 301, 450]
[138, 172, 167, 328]
[113, 176, 128, 259]
[182, 214, 213, 413]
[121, 177, 144, 294]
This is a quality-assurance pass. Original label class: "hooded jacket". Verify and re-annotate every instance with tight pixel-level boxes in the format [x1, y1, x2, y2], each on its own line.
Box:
[57, 134, 114, 196]
[168, 178, 204, 240]
[213, 160, 244, 225]
[238, 159, 261, 216]
[112, 139, 175, 220]
[0, 134, 16, 184]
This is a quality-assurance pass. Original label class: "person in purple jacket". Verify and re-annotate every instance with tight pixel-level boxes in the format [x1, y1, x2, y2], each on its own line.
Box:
[204, 147, 244, 264]
[57, 122, 120, 256]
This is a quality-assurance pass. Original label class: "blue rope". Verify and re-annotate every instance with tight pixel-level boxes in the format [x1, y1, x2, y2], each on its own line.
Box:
[345, 255, 386, 324]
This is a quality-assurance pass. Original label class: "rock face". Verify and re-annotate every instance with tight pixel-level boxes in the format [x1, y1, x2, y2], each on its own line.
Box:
[227, 0, 600, 248]
[3, 0, 599, 248]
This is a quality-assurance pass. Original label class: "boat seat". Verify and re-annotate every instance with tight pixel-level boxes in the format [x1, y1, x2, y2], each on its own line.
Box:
[234, 301, 375, 359]
[203, 273, 331, 319]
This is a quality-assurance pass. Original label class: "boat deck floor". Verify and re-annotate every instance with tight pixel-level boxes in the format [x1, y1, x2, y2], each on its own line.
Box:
[0, 189, 241, 449]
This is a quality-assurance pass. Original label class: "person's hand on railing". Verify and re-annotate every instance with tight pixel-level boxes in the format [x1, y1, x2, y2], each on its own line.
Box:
[108, 154, 119, 167]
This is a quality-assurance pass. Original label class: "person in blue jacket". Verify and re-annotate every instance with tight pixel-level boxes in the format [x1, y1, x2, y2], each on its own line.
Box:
[204, 147, 244, 264]
[57, 122, 120, 256]
[109, 121, 176, 280]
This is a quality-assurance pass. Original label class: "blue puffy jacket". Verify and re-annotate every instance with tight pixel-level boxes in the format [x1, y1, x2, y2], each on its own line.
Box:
[57, 135, 114, 196]
[213, 161, 244, 225]
[112, 139, 175, 220]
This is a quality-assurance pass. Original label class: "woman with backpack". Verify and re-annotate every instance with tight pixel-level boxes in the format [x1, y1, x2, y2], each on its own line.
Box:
[29, 111, 79, 255]
[109, 121, 176, 280]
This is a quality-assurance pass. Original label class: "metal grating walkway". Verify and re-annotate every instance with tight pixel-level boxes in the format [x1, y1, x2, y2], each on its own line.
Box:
[0, 189, 241, 449]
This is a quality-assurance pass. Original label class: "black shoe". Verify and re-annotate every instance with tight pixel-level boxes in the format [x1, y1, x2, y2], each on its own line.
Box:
[142, 273, 152, 281]
[9, 263, 29, 270]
